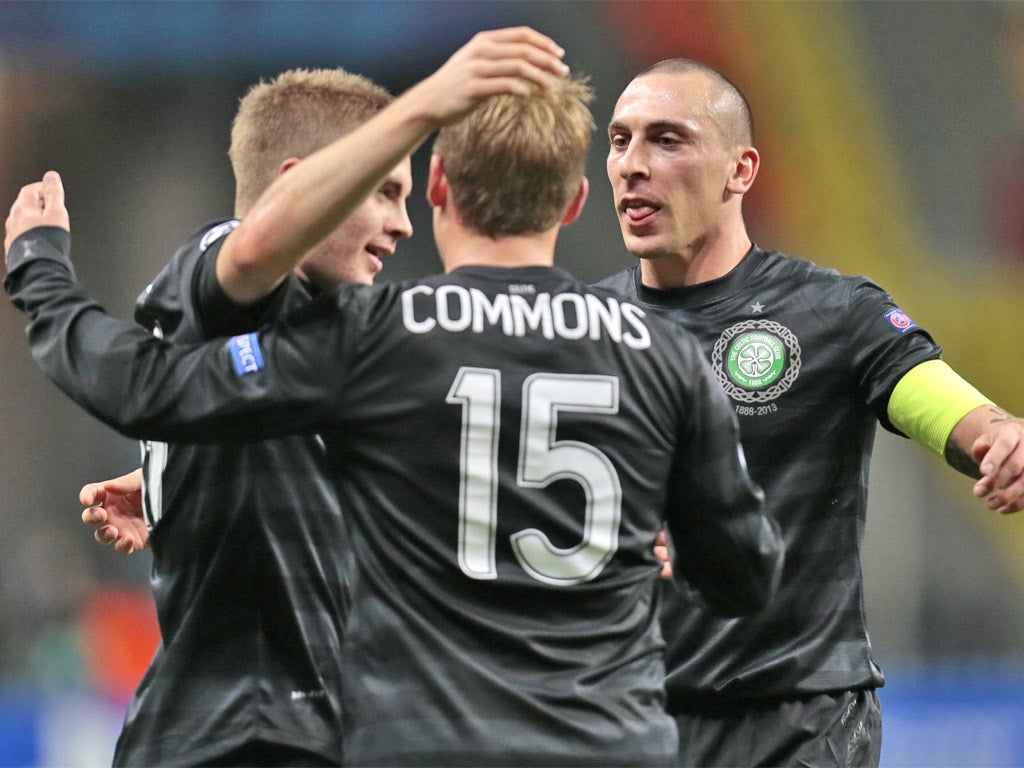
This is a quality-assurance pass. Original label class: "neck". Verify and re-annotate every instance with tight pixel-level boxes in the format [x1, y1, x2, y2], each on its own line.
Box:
[439, 228, 559, 273]
[639, 228, 752, 289]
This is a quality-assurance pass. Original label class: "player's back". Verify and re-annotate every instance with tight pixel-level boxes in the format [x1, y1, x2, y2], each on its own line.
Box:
[317, 264, 777, 767]
[5, 231, 781, 768]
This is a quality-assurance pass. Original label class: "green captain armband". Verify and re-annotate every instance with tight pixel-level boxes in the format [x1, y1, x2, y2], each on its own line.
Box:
[887, 359, 994, 458]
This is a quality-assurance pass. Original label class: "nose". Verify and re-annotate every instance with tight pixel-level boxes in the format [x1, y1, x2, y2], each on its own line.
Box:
[389, 200, 414, 242]
[613, 138, 649, 181]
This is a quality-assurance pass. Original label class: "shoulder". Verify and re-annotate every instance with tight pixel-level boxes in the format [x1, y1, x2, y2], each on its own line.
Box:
[759, 248, 889, 302]
[134, 219, 239, 335]
[591, 266, 638, 297]
[141, 220, 239, 295]
[758, 248, 842, 282]
[321, 278, 406, 318]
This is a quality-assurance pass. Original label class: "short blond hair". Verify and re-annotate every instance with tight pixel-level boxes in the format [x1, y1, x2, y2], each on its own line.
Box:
[229, 68, 393, 216]
[432, 76, 594, 237]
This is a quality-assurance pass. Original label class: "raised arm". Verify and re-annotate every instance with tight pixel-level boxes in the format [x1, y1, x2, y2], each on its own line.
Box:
[5, 215, 343, 444]
[216, 26, 569, 303]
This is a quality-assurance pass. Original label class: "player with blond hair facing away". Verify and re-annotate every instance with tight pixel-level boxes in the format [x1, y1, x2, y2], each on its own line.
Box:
[8, 28, 573, 768]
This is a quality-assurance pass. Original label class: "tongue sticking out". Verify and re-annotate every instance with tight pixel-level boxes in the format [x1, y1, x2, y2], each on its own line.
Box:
[625, 204, 657, 223]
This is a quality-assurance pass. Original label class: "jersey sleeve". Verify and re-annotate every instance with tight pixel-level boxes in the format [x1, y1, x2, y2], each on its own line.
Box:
[662, 327, 784, 616]
[5, 227, 350, 443]
[845, 278, 942, 433]
[192, 229, 296, 339]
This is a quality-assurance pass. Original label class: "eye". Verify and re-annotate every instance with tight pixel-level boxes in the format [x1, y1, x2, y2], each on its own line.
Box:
[608, 134, 629, 149]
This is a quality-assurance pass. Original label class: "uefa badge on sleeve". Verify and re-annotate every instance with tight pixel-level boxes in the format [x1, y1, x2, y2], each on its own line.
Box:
[884, 309, 916, 333]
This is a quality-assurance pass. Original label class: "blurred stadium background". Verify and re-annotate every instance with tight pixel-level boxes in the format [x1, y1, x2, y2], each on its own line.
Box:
[1, 1, 1023, 765]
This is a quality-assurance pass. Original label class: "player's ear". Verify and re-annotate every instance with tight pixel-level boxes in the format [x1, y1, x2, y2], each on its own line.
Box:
[277, 157, 302, 176]
[560, 177, 589, 226]
[427, 154, 449, 208]
[726, 147, 759, 195]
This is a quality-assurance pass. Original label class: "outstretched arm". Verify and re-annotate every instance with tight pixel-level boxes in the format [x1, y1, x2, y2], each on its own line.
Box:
[217, 26, 569, 303]
[888, 359, 1024, 514]
[5, 197, 344, 444]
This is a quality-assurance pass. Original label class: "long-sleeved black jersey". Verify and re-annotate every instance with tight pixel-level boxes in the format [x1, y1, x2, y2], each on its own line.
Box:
[596, 247, 942, 707]
[7, 228, 783, 767]
[35, 223, 349, 766]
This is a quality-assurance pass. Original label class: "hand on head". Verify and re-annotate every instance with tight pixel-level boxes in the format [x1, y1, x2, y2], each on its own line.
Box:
[413, 27, 569, 130]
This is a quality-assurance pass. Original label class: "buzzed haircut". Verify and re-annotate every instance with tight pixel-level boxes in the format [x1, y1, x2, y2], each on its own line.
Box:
[433, 75, 594, 238]
[229, 68, 393, 216]
[637, 58, 753, 146]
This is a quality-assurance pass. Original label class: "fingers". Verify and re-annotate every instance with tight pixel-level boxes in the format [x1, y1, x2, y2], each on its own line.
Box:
[105, 468, 145, 495]
[475, 26, 565, 58]
[92, 525, 136, 554]
[456, 26, 569, 94]
[89, 515, 142, 554]
[80, 469, 143, 506]
[114, 534, 137, 556]
[972, 421, 1024, 513]
[5, 182, 42, 252]
[653, 529, 673, 579]
[5, 172, 69, 253]
[79, 482, 105, 507]
[82, 504, 108, 527]
[471, 48, 568, 95]
[41, 171, 64, 213]
[93, 525, 118, 545]
[654, 545, 674, 580]
[976, 473, 1024, 514]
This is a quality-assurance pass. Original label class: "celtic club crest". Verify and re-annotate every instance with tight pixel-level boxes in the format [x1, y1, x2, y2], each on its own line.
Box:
[712, 320, 801, 403]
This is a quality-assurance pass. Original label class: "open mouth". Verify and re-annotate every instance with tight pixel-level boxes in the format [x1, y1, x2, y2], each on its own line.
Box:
[621, 199, 659, 227]
[365, 246, 389, 272]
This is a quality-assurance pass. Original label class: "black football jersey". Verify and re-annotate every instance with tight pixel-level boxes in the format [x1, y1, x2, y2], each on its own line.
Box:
[596, 246, 941, 705]
[7, 231, 783, 767]
[110, 223, 348, 765]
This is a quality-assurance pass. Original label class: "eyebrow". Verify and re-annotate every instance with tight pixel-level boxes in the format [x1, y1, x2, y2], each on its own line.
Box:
[608, 119, 690, 134]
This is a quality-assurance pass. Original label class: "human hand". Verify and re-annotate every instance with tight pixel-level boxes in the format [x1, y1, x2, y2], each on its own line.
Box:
[80, 468, 150, 554]
[4, 171, 70, 255]
[971, 417, 1024, 514]
[409, 26, 569, 130]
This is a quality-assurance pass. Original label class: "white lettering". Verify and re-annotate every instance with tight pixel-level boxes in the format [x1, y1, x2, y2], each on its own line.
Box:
[470, 288, 514, 334]
[437, 285, 472, 332]
[236, 335, 260, 372]
[586, 294, 621, 343]
[511, 293, 553, 338]
[402, 285, 435, 334]
[552, 293, 588, 340]
[621, 304, 651, 350]
[399, 286, 652, 349]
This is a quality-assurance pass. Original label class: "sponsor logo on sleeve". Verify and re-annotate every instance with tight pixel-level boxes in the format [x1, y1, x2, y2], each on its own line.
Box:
[884, 309, 915, 333]
[229, 332, 264, 376]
